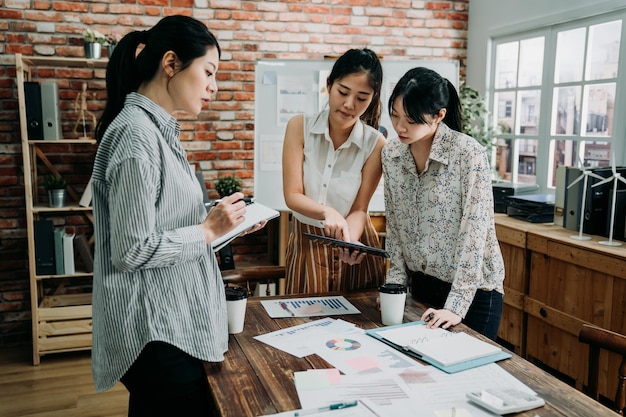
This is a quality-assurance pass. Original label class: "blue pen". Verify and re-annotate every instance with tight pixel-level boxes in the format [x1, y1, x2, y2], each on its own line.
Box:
[294, 401, 358, 416]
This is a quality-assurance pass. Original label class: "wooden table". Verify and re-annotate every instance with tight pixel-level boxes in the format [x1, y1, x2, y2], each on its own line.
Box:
[205, 290, 614, 417]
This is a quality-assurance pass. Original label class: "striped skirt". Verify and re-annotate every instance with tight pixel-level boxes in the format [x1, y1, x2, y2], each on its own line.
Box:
[284, 216, 386, 294]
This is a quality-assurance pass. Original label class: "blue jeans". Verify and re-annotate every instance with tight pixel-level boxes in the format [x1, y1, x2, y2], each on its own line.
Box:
[462, 289, 503, 340]
[410, 270, 503, 340]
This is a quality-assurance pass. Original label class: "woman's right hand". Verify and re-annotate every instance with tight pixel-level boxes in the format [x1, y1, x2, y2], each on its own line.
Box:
[200, 192, 246, 243]
[322, 207, 350, 241]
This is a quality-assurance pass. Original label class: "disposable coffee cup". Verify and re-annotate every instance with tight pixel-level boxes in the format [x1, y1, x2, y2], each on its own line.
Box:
[225, 286, 248, 334]
[378, 283, 407, 326]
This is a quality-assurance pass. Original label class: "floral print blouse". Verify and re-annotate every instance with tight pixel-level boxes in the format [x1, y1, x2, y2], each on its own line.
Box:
[382, 122, 505, 318]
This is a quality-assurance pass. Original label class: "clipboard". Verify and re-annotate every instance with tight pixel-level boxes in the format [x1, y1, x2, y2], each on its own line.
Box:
[303, 232, 389, 258]
[212, 202, 280, 251]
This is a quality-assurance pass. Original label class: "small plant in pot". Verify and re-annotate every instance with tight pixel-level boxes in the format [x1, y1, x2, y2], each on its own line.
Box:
[43, 174, 68, 208]
[83, 29, 107, 59]
[215, 175, 242, 198]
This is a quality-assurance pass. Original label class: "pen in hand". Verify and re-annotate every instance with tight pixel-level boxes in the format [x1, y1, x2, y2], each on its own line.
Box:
[205, 197, 254, 209]
[294, 401, 358, 416]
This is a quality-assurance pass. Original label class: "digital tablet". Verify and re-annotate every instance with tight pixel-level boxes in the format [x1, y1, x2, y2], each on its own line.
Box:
[303, 232, 389, 258]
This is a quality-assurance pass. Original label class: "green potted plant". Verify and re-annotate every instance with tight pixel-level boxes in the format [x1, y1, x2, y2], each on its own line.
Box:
[83, 29, 107, 59]
[460, 86, 498, 153]
[215, 175, 242, 198]
[43, 174, 68, 208]
[105, 32, 122, 58]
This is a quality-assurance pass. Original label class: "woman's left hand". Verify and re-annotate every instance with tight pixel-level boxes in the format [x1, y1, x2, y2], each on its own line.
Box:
[421, 308, 461, 330]
[337, 244, 366, 265]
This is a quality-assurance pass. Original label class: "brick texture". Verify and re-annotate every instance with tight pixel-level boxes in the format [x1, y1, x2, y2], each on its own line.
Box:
[0, 0, 469, 347]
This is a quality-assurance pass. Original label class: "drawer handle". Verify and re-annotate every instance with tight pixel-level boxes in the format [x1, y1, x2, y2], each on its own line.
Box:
[539, 307, 547, 318]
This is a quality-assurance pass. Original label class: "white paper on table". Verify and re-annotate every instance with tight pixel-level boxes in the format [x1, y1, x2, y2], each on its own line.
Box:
[311, 327, 424, 375]
[258, 398, 383, 416]
[254, 318, 355, 358]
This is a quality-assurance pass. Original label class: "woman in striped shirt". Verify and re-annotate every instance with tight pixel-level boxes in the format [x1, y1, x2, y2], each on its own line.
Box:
[92, 15, 262, 416]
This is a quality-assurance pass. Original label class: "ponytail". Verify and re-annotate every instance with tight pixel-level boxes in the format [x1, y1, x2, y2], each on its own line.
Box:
[95, 15, 221, 142]
[443, 80, 463, 132]
[95, 31, 145, 141]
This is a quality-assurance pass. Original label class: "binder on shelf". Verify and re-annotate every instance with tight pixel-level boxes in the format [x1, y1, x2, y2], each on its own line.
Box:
[79, 177, 93, 207]
[74, 234, 93, 272]
[62, 231, 76, 275]
[40, 81, 63, 140]
[34, 220, 55, 275]
[24, 81, 44, 140]
[366, 321, 511, 373]
[53, 227, 65, 275]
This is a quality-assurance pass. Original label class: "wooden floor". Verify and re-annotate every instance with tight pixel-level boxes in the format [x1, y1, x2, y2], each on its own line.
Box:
[0, 347, 128, 417]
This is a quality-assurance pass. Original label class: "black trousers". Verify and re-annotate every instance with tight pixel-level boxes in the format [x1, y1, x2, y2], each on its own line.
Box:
[120, 341, 217, 417]
[409, 270, 503, 340]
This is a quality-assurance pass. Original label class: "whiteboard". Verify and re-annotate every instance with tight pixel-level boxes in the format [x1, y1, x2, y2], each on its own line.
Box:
[253, 59, 460, 212]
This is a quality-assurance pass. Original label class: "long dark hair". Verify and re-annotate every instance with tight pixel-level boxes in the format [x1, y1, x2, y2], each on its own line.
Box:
[327, 48, 383, 129]
[388, 67, 462, 132]
[95, 15, 221, 141]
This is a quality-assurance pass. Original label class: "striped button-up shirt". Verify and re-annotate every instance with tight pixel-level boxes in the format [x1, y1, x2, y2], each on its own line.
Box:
[382, 122, 505, 318]
[91, 93, 227, 391]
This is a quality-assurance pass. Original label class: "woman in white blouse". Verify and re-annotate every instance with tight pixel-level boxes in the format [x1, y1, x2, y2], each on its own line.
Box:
[282, 49, 387, 294]
[382, 67, 505, 340]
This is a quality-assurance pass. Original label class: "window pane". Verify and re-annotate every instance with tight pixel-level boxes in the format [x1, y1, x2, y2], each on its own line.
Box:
[586, 20, 622, 80]
[550, 139, 578, 187]
[582, 83, 615, 137]
[518, 37, 545, 87]
[582, 141, 611, 167]
[494, 91, 516, 134]
[517, 139, 538, 184]
[517, 90, 541, 135]
[551, 86, 582, 135]
[554, 27, 586, 83]
[495, 138, 513, 182]
[495, 41, 519, 88]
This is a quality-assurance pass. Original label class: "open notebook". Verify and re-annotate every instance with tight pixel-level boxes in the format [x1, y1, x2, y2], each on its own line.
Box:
[366, 321, 510, 373]
[211, 202, 280, 251]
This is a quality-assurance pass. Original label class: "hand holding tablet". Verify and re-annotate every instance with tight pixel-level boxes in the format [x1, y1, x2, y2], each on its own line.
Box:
[303, 232, 389, 258]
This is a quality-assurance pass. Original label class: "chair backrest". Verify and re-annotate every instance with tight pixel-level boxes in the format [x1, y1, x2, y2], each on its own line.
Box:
[579, 324, 626, 414]
[221, 265, 286, 297]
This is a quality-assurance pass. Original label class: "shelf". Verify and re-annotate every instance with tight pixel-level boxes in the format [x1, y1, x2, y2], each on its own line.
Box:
[20, 55, 108, 69]
[28, 138, 97, 145]
[16, 53, 99, 364]
[33, 204, 92, 213]
[34, 271, 93, 281]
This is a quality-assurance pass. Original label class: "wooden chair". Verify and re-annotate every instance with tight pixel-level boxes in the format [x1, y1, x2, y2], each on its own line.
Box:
[221, 265, 286, 297]
[579, 324, 626, 414]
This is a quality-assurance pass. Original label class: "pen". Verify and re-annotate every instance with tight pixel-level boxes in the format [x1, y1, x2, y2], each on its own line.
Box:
[279, 301, 295, 317]
[294, 401, 358, 416]
[206, 197, 254, 208]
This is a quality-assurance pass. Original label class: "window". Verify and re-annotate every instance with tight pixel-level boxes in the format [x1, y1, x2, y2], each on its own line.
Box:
[489, 12, 624, 188]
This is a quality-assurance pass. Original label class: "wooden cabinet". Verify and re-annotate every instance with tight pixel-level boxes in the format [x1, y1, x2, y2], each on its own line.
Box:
[16, 53, 106, 364]
[524, 226, 626, 401]
[493, 214, 543, 355]
[494, 216, 626, 403]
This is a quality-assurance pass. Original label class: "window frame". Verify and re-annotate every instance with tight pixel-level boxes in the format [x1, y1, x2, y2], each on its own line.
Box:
[487, 10, 626, 190]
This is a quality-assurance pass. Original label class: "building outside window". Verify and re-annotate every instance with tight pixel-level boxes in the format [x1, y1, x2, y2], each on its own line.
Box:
[489, 12, 623, 187]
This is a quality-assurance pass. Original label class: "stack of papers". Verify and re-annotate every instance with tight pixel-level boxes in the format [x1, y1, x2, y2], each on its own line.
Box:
[366, 322, 511, 373]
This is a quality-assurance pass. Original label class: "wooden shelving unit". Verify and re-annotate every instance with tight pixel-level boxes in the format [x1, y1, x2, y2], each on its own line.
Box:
[16, 53, 107, 364]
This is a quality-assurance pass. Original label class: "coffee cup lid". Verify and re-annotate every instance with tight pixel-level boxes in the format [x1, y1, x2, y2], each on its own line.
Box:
[378, 283, 407, 294]
[225, 286, 248, 300]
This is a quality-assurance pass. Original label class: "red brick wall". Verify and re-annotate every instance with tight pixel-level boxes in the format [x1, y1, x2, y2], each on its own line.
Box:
[0, 0, 469, 346]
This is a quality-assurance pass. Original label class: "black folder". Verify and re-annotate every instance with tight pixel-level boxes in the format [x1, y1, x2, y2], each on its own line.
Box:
[34, 220, 56, 275]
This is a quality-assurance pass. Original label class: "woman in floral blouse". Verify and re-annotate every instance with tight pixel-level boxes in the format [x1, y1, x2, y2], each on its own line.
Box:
[382, 67, 505, 340]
